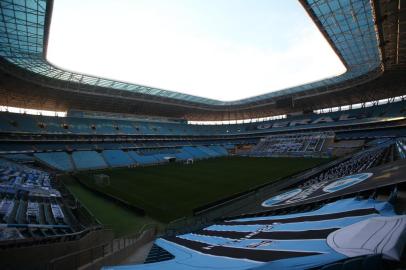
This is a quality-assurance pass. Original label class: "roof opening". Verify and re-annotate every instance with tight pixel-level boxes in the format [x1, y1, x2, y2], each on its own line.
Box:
[47, 0, 346, 101]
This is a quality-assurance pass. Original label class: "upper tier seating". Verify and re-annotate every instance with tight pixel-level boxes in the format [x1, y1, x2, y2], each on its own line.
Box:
[336, 127, 406, 140]
[0, 100, 405, 136]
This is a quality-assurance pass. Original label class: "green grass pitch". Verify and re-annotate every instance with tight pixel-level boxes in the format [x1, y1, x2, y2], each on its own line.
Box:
[72, 156, 330, 223]
[61, 175, 161, 237]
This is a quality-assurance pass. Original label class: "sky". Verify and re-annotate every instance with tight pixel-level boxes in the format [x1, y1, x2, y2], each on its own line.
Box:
[46, 0, 346, 102]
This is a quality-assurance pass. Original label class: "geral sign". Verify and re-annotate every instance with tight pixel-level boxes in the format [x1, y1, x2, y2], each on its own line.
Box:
[256, 114, 366, 130]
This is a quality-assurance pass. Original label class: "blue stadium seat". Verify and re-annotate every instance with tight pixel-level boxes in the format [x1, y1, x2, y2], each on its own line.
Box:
[1, 100, 406, 138]
[34, 152, 74, 171]
[182, 146, 210, 159]
[128, 151, 158, 165]
[197, 146, 221, 157]
[102, 150, 133, 167]
[209, 145, 228, 156]
[174, 150, 194, 160]
[130, 198, 405, 270]
[72, 151, 107, 170]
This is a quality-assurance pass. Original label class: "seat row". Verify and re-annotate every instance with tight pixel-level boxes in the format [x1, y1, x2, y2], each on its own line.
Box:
[33, 145, 229, 171]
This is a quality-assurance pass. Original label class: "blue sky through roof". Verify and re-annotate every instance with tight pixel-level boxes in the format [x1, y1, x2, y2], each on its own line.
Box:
[47, 0, 346, 101]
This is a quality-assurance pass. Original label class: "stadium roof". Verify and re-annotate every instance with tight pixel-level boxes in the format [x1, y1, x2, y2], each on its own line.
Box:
[0, 0, 381, 106]
[46, 1, 347, 102]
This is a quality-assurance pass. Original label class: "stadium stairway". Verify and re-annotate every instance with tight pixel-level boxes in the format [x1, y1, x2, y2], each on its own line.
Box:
[128, 151, 159, 166]
[101, 151, 113, 167]
[211, 145, 229, 156]
[143, 243, 175, 264]
[182, 146, 210, 159]
[173, 150, 194, 161]
[102, 150, 134, 168]
[69, 153, 77, 171]
[196, 146, 219, 157]
[72, 151, 108, 170]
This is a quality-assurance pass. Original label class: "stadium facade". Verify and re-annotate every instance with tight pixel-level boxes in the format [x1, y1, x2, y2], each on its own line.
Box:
[1, 0, 406, 270]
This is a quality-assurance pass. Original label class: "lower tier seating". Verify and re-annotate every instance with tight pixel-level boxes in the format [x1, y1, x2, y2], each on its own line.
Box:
[102, 150, 134, 167]
[72, 151, 108, 170]
[32, 145, 229, 171]
[106, 197, 406, 270]
[34, 152, 74, 171]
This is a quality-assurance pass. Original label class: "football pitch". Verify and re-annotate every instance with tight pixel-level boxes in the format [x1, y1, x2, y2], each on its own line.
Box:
[71, 156, 329, 223]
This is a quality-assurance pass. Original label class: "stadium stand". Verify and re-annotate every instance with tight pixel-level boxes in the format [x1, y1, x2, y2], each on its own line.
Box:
[92, 140, 406, 270]
[250, 132, 333, 157]
[127, 151, 160, 166]
[0, 100, 405, 137]
[31, 146, 230, 171]
[1, 102, 406, 269]
[0, 101, 404, 260]
[71, 151, 108, 170]
[34, 145, 229, 171]
[0, 0, 406, 268]
[0, 158, 99, 245]
[296, 145, 392, 190]
[0, 158, 59, 197]
[102, 150, 134, 167]
[105, 197, 406, 270]
[210, 145, 229, 156]
[34, 152, 74, 171]
[182, 146, 211, 159]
